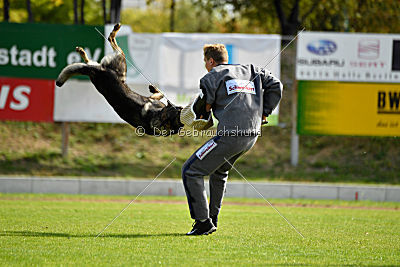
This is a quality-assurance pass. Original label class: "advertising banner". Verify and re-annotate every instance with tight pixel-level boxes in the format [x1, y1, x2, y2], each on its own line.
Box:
[296, 32, 400, 83]
[0, 22, 104, 80]
[296, 32, 400, 136]
[0, 22, 105, 123]
[298, 81, 400, 136]
[0, 77, 55, 122]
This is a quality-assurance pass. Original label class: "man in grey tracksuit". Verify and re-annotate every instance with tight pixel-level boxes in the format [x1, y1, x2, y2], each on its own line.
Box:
[183, 44, 282, 235]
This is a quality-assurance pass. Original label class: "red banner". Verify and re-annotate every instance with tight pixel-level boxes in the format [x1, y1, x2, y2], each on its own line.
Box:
[0, 77, 54, 122]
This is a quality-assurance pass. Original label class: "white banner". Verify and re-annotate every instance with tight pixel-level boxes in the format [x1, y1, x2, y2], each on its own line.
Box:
[158, 33, 281, 106]
[296, 32, 400, 83]
[105, 25, 161, 86]
[54, 80, 125, 123]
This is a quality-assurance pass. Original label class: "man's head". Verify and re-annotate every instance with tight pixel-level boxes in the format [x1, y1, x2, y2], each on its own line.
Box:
[203, 44, 229, 72]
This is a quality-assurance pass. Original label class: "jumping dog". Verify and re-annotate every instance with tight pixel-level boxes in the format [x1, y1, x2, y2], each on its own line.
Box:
[56, 23, 183, 136]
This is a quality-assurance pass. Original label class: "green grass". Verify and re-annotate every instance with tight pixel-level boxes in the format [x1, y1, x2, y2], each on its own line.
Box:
[1, 193, 399, 265]
[1, 121, 399, 184]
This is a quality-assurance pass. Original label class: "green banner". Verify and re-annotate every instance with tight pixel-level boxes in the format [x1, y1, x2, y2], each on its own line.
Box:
[0, 22, 104, 80]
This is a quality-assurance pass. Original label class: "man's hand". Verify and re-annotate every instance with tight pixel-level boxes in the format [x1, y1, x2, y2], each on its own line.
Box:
[200, 104, 212, 119]
[262, 115, 268, 125]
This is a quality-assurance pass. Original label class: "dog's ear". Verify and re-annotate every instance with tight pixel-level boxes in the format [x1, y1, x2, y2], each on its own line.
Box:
[149, 85, 157, 94]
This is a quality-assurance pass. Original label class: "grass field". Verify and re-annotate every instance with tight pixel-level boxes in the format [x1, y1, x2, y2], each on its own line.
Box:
[1, 194, 399, 265]
[1, 121, 399, 184]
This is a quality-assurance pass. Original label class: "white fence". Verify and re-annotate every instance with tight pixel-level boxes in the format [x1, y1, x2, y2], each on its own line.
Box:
[1, 177, 399, 202]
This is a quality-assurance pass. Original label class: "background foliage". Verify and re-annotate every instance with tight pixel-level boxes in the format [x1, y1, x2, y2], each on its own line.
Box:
[1, 0, 399, 34]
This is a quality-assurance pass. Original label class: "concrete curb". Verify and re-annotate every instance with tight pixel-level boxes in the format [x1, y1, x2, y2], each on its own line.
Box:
[1, 177, 399, 202]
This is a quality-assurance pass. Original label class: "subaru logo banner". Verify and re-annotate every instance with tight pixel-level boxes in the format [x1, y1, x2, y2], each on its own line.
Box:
[296, 31, 400, 137]
[307, 40, 337, 56]
[296, 31, 400, 83]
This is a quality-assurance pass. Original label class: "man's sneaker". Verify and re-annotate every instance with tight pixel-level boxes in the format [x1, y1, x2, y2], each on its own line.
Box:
[211, 215, 218, 228]
[186, 219, 216, 236]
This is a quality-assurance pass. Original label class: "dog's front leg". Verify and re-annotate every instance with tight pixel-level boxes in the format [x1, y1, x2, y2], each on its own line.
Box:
[76, 47, 90, 63]
[150, 93, 164, 100]
[148, 85, 163, 100]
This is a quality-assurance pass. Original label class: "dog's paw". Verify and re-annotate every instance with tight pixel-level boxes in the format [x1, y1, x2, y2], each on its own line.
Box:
[55, 80, 64, 87]
[114, 23, 121, 31]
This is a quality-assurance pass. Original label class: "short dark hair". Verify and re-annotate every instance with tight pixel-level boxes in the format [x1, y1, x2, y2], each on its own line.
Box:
[203, 44, 228, 64]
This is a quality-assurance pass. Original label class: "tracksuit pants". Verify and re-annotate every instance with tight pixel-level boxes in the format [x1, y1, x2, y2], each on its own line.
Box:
[182, 135, 258, 220]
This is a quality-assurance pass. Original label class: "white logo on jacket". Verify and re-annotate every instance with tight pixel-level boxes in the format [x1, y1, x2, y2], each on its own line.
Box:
[225, 79, 256, 95]
[196, 139, 217, 160]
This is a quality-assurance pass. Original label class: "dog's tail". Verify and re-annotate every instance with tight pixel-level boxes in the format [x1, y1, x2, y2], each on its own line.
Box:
[56, 63, 93, 87]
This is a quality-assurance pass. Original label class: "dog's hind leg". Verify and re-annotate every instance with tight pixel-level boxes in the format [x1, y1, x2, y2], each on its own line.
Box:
[76, 47, 90, 63]
[108, 23, 124, 56]
[103, 23, 127, 82]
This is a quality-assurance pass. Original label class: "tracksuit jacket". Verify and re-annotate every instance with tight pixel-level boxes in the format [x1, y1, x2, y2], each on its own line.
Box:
[182, 64, 283, 220]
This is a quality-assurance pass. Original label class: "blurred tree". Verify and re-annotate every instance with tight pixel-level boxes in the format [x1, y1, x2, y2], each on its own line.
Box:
[80, 0, 85, 24]
[273, 0, 318, 35]
[102, 0, 107, 24]
[122, 0, 222, 33]
[170, 0, 175, 32]
[26, 0, 33, 22]
[1, 0, 103, 25]
[305, 0, 400, 33]
[74, 0, 78, 24]
[110, 0, 121, 23]
[122, 3, 169, 32]
[190, 0, 319, 34]
[1, 0, 398, 33]
[193, 0, 400, 34]
[3, 0, 10, 21]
